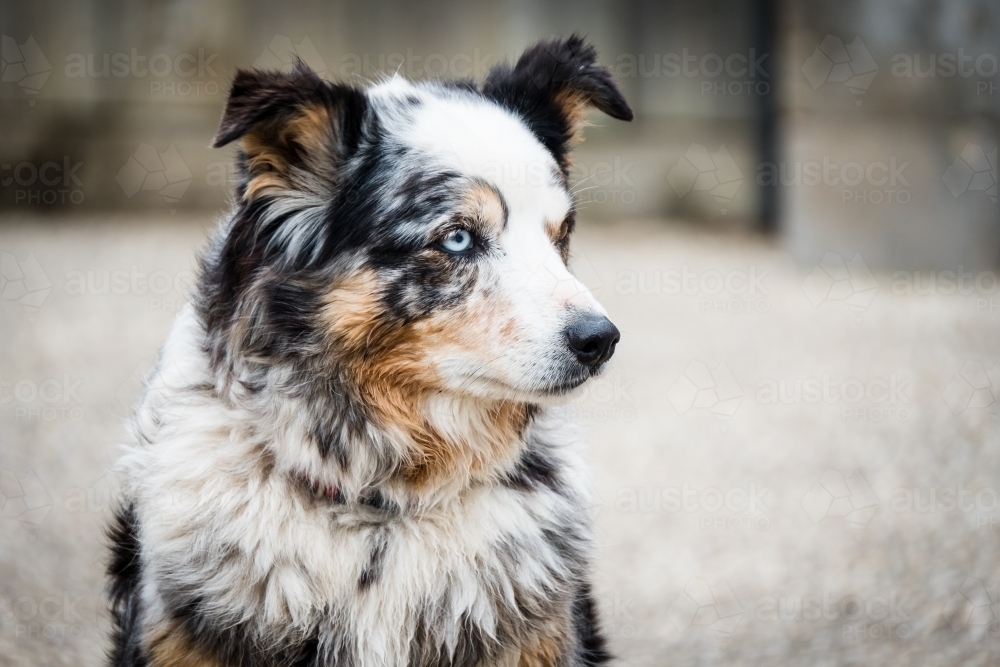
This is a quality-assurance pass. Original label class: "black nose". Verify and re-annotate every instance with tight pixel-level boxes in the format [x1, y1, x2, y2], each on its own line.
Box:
[564, 314, 620, 368]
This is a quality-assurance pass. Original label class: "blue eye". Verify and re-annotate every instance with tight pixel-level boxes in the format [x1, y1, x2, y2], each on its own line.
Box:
[441, 228, 474, 253]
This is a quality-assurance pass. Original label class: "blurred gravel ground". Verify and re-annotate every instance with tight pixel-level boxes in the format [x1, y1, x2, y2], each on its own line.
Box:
[1, 215, 999, 666]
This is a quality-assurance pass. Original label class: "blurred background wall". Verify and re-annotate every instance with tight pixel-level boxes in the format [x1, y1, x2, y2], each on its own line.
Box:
[3, 0, 997, 270]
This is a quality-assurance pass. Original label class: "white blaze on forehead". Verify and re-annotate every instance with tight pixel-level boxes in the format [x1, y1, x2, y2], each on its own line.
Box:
[397, 93, 599, 311]
[384, 84, 572, 225]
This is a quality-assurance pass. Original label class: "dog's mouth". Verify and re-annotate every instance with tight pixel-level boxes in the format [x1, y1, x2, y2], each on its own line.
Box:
[447, 363, 601, 401]
[536, 363, 607, 397]
[538, 378, 588, 397]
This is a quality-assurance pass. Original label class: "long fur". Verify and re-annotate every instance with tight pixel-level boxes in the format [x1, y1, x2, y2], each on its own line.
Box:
[107, 35, 631, 667]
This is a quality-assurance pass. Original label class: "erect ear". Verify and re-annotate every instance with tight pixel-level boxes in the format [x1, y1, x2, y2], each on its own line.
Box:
[482, 35, 632, 172]
[212, 62, 367, 201]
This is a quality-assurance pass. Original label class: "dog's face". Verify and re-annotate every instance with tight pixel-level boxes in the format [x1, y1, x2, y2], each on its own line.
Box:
[207, 37, 632, 406]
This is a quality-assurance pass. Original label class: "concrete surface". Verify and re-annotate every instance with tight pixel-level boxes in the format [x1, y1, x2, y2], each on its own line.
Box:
[1, 215, 998, 666]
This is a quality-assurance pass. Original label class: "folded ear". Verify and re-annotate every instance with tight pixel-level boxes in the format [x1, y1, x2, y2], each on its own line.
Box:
[213, 63, 367, 201]
[482, 35, 632, 172]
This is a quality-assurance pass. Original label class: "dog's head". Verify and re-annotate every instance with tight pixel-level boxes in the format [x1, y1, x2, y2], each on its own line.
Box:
[206, 36, 631, 408]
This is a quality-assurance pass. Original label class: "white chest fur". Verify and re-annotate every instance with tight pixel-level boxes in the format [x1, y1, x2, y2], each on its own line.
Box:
[120, 308, 593, 667]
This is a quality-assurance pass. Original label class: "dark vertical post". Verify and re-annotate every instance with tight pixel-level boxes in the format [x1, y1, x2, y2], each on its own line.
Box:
[755, 0, 780, 233]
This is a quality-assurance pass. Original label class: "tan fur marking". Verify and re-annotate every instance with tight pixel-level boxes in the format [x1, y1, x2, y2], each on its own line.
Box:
[518, 625, 569, 667]
[321, 271, 454, 483]
[458, 182, 507, 235]
[552, 88, 592, 148]
[287, 105, 333, 159]
[241, 102, 335, 201]
[545, 217, 570, 246]
[148, 623, 224, 667]
[321, 270, 530, 487]
[499, 316, 518, 341]
[402, 288, 531, 483]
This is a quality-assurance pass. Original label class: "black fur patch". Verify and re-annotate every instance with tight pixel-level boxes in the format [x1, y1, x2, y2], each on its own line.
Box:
[358, 528, 389, 591]
[408, 611, 498, 667]
[573, 582, 611, 666]
[165, 593, 328, 667]
[483, 34, 633, 174]
[106, 502, 146, 667]
[212, 63, 367, 152]
[501, 444, 561, 493]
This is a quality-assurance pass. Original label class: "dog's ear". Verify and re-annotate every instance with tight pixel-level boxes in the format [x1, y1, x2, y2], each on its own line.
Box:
[213, 63, 367, 201]
[482, 35, 632, 172]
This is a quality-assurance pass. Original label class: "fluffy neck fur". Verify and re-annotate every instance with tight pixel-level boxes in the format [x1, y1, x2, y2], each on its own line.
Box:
[195, 311, 536, 513]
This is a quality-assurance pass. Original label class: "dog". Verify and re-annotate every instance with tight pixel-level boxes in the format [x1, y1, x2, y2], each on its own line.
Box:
[107, 35, 632, 667]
